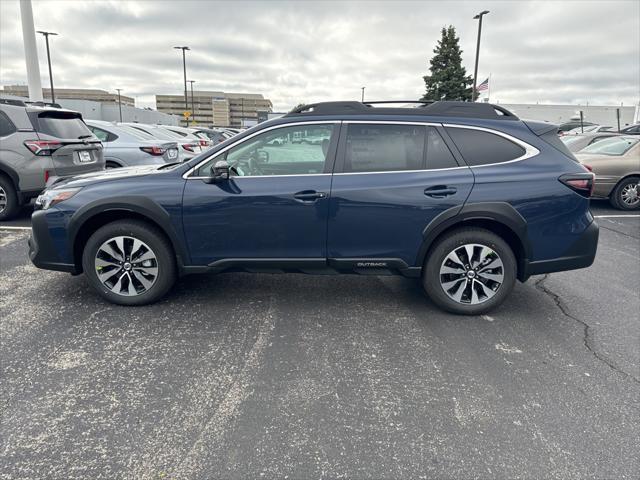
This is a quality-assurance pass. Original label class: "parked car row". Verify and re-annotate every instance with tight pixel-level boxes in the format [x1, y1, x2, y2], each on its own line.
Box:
[563, 133, 640, 210]
[0, 97, 240, 219]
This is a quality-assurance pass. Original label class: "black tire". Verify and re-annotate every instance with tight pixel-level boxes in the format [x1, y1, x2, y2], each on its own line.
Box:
[0, 175, 20, 221]
[610, 176, 640, 210]
[423, 227, 517, 315]
[82, 220, 177, 306]
[105, 161, 121, 169]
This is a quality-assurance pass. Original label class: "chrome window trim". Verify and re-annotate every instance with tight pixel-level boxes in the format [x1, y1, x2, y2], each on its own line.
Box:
[343, 120, 440, 127]
[442, 123, 540, 168]
[183, 120, 340, 179]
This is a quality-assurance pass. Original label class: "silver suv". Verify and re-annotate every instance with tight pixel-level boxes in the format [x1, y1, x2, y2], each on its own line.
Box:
[0, 99, 105, 220]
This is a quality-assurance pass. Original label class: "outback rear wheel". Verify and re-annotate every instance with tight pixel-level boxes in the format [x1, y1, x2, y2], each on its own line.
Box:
[82, 220, 177, 305]
[0, 175, 19, 221]
[610, 176, 640, 210]
[423, 228, 516, 315]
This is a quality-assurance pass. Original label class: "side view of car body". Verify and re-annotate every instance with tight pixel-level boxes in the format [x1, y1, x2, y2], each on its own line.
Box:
[619, 123, 640, 135]
[0, 99, 104, 220]
[576, 136, 640, 210]
[86, 120, 179, 168]
[29, 101, 599, 315]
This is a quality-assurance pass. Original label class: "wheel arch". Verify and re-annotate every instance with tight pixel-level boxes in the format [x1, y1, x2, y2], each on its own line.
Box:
[0, 164, 20, 191]
[417, 202, 531, 281]
[69, 198, 188, 273]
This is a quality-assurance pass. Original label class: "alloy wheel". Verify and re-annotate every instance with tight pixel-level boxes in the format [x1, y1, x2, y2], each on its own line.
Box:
[94, 236, 158, 296]
[439, 243, 504, 305]
[621, 182, 640, 207]
[0, 185, 6, 214]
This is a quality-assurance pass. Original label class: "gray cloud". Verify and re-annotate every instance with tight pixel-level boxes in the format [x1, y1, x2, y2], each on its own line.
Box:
[1, 0, 638, 111]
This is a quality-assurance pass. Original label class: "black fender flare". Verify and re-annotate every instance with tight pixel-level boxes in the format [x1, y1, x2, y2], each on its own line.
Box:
[416, 201, 531, 269]
[0, 163, 20, 189]
[68, 196, 190, 267]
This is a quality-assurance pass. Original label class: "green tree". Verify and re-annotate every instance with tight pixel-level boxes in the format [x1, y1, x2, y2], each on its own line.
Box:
[421, 26, 473, 102]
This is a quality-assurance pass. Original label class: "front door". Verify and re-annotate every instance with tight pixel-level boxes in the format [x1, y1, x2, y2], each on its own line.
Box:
[182, 122, 339, 266]
[328, 122, 474, 269]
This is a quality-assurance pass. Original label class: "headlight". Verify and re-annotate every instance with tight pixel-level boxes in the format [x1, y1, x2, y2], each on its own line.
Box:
[35, 188, 82, 210]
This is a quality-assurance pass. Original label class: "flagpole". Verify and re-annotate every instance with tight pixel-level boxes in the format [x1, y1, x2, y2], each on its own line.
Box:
[488, 73, 492, 103]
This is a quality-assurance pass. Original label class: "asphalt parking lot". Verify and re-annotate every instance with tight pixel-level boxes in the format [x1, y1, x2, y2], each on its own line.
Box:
[1, 201, 638, 479]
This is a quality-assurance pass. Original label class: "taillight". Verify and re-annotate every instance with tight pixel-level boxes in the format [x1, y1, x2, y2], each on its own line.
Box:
[182, 143, 196, 152]
[559, 173, 595, 198]
[582, 164, 593, 172]
[24, 140, 62, 156]
[140, 146, 166, 156]
[198, 139, 210, 147]
[44, 170, 50, 183]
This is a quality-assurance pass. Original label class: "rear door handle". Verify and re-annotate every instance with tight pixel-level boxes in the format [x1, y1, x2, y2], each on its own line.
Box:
[424, 186, 457, 198]
[293, 190, 327, 203]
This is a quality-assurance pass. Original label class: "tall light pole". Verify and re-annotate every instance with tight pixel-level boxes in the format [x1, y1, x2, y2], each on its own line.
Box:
[116, 88, 123, 122]
[173, 46, 190, 125]
[36, 30, 57, 103]
[472, 10, 490, 102]
[19, 0, 43, 101]
[188, 80, 195, 123]
[361, 87, 365, 102]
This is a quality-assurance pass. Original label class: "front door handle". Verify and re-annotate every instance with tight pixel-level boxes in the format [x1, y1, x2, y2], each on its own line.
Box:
[293, 190, 327, 203]
[424, 186, 457, 198]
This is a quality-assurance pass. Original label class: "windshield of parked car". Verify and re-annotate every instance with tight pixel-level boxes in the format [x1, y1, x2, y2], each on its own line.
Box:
[580, 137, 639, 156]
[114, 124, 156, 141]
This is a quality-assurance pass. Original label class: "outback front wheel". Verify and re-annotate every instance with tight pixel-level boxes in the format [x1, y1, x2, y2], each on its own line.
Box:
[423, 228, 516, 315]
[82, 220, 177, 306]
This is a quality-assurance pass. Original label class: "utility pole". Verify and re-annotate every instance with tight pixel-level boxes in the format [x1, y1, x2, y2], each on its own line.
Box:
[173, 46, 190, 125]
[472, 10, 490, 102]
[36, 31, 58, 103]
[361, 87, 365, 102]
[19, 0, 43, 101]
[116, 88, 123, 122]
[188, 80, 195, 123]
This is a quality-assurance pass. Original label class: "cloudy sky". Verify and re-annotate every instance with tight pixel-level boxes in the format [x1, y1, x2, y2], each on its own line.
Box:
[1, 0, 638, 111]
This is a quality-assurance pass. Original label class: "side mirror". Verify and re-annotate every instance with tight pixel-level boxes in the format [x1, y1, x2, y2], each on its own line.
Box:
[205, 160, 230, 184]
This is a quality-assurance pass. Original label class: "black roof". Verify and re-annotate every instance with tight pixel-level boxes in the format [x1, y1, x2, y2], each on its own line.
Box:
[285, 100, 519, 120]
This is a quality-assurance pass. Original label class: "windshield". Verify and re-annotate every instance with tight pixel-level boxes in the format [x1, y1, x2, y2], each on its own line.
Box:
[131, 125, 179, 141]
[116, 124, 157, 141]
[580, 137, 638, 156]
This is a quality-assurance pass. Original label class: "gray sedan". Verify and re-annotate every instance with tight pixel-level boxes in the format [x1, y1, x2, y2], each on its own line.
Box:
[86, 120, 179, 169]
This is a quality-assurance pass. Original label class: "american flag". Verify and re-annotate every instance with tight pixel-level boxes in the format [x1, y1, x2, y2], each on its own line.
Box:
[476, 78, 489, 92]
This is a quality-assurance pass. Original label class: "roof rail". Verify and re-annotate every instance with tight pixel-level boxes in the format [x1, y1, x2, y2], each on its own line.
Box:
[285, 100, 519, 120]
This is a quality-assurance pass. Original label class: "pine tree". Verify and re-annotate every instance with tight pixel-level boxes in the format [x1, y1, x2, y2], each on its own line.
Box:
[421, 26, 473, 102]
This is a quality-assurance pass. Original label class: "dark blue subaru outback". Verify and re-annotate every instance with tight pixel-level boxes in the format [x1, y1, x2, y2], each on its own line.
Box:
[29, 101, 598, 314]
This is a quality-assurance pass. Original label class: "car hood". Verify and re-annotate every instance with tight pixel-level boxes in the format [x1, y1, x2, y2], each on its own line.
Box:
[47, 164, 164, 189]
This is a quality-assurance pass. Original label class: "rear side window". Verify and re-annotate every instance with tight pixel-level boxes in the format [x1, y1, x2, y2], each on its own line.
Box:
[0, 111, 17, 137]
[426, 127, 458, 169]
[446, 127, 525, 166]
[35, 112, 92, 139]
[344, 124, 425, 172]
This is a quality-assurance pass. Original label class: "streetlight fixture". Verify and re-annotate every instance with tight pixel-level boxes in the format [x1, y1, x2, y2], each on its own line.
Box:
[36, 30, 58, 103]
[115, 88, 123, 122]
[173, 46, 190, 125]
[472, 10, 490, 102]
[361, 87, 365, 102]
[187, 80, 195, 123]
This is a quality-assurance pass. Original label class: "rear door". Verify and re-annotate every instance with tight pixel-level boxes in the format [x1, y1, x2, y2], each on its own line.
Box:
[327, 122, 474, 270]
[29, 110, 104, 176]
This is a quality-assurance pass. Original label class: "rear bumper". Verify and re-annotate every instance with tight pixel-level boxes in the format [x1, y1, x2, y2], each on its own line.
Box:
[521, 220, 599, 279]
[28, 211, 78, 274]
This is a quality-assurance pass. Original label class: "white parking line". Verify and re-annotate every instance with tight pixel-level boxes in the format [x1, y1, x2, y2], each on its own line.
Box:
[594, 215, 640, 219]
[0, 226, 32, 230]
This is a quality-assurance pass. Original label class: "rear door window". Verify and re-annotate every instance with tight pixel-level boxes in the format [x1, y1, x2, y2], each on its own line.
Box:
[344, 124, 425, 172]
[0, 111, 16, 137]
[35, 112, 92, 139]
[426, 127, 458, 169]
[446, 127, 526, 166]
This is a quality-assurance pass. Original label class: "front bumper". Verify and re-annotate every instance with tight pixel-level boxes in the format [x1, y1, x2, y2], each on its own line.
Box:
[521, 220, 599, 279]
[28, 210, 78, 274]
